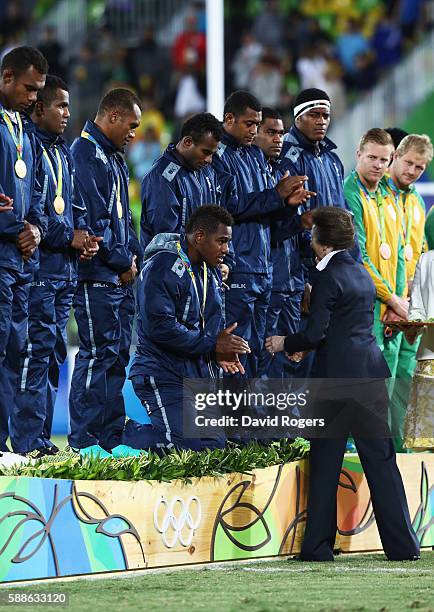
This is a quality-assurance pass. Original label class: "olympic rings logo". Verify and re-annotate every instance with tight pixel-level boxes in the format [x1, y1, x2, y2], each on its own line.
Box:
[153, 495, 202, 549]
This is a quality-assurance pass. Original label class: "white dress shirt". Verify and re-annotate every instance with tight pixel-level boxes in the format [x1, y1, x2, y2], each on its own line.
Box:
[316, 250, 344, 271]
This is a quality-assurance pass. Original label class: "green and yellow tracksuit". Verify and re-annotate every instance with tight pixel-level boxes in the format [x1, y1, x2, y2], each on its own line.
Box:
[344, 170, 406, 377]
[384, 174, 426, 282]
[383, 175, 427, 450]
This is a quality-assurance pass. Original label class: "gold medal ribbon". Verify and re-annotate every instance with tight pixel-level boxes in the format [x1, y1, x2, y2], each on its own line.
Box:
[0, 107, 24, 161]
[387, 177, 413, 249]
[42, 146, 63, 199]
[176, 241, 208, 330]
[402, 194, 414, 250]
[357, 175, 388, 243]
[115, 170, 123, 218]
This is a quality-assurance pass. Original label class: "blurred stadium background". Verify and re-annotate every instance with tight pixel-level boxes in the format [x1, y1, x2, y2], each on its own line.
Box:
[3, 0, 434, 434]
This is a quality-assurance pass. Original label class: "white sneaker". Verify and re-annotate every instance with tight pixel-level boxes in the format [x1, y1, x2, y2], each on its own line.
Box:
[0, 452, 33, 468]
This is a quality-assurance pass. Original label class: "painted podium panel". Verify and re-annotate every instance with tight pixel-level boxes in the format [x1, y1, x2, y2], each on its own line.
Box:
[0, 455, 432, 582]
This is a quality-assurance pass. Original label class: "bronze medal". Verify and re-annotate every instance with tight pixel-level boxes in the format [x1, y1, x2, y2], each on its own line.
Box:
[379, 242, 391, 260]
[53, 195, 65, 215]
[14, 159, 27, 179]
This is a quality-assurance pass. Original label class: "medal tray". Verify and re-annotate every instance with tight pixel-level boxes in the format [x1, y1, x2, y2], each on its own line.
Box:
[385, 320, 434, 327]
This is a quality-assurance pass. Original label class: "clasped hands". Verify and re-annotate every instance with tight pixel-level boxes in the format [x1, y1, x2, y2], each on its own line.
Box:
[265, 335, 309, 362]
[382, 295, 422, 343]
[16, 224, 102, 263]
[216, 322, 250, 375]
[276, 173, 316, 206]
[71, 230, 102, 260]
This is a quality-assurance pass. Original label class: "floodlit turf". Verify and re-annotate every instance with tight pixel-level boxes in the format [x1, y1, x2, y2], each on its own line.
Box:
[1, 551, 433, 612]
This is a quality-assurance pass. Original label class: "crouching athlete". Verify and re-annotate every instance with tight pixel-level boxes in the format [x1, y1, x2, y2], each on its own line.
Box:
[123, 205, 250, 450]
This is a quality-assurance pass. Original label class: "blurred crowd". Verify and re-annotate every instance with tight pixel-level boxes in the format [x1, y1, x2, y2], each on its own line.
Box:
[1, 0, 433, 215]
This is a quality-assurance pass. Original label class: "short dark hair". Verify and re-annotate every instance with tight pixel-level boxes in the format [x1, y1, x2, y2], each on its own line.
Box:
[359, 128, 393, 150]
[180, 112, 224, 143]
[312, 206, 355, 250]
[37, 74, 68, 106]
[223, 90, 261, 119]
[97, 88, 142, 117]
[185, 204, 233, 235]
[1, 46, 49, 77]
[260, 107, 283, 123]
[384, 127, 409, 150]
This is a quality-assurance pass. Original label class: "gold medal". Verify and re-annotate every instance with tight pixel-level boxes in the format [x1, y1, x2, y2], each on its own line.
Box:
[15, 159, 27, 179]
[404, 244, 413, 261]
[379, 242, 391, 260]
[53, 195, 65, 215]
[117, 200, 123, 219]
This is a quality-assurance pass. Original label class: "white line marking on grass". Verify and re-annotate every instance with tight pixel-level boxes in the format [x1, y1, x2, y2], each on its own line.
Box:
[242, 568, 316, 573]
[333, 567, 433, 574]
[241, 566, 433, 575]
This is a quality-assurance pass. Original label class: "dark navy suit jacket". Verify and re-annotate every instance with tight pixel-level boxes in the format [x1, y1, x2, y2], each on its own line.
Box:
[284, 250, 390, 379]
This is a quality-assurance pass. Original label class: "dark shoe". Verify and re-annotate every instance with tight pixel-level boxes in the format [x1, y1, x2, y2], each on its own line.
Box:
[18, 447, 52, 459]
[291, 554, 334, 562]
[44, 445, 60, 455]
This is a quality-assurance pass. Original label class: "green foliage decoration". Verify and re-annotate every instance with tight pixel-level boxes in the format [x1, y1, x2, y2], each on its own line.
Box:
[0, 439, 309, 483]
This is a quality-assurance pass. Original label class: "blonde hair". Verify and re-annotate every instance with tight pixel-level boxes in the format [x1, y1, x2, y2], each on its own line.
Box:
[358, 128, 393, 151]
[396, 134, 433, 163]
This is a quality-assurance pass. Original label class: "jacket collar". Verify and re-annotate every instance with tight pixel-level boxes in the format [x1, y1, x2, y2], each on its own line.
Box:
[355, 170, 389, 198]
[21, 113, 36, 134]
[316, 249, 344, 270]
[0, 103, 35, 134]
[221, 130, 245, 151]
[323, 249, 353, 267]
[163, 143, 195, 172]
[35, 126, 65, 148]
[383, 172, 415, 196]
[143, 232, 180, 262]
[284, 125, 337, 155]
[83, 119, 118, 155]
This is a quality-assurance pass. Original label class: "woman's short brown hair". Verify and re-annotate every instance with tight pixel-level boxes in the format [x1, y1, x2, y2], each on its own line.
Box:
[312, 206, 355, 250]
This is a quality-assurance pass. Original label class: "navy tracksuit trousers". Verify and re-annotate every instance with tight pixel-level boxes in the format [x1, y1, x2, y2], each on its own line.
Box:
[0, 269, 31, 451]
[225, 272, 272, 378]
[10, 279, 75, 453]
[68, 281, 135, 450]
[123, 375, 226, 451]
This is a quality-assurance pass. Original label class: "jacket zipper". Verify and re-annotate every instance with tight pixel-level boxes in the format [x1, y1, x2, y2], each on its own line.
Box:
[317, 155, 333, 204]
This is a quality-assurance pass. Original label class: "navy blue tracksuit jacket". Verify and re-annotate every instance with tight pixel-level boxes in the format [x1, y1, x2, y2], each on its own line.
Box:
[280, 125, 361, 275]
[11, 127, 89, 453]
[211, 132, 294, 376]
[249, 148, 300, 379]
[68, 120, 140, 451]
[0, 109, 47, 450]
[124, 233, 225, 451]
[140, 144, 221, 250]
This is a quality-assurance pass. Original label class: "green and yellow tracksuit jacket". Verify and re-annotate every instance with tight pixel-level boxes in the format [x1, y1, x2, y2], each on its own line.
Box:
[383, 174, 426, 282]
[344, 170, 406, 320]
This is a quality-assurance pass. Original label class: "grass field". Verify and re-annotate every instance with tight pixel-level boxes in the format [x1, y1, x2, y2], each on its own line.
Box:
[1, 551, 433, 612]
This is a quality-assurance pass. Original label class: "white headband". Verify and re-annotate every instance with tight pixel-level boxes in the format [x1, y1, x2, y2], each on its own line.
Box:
[294, 99, 331, 119]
